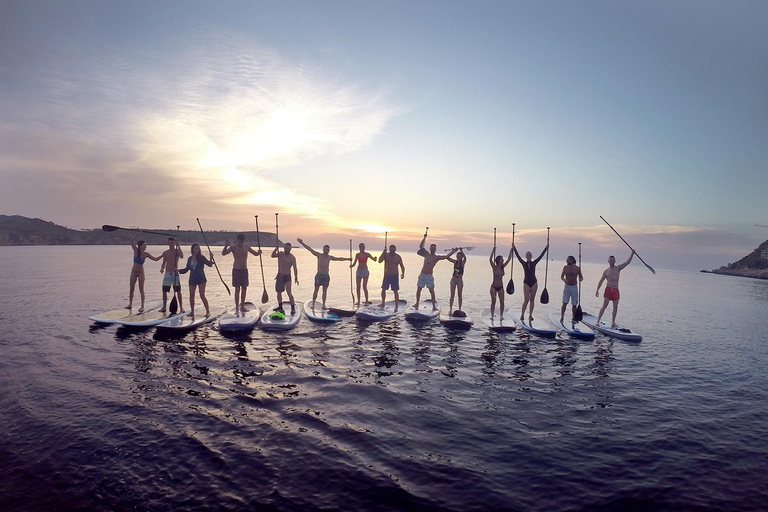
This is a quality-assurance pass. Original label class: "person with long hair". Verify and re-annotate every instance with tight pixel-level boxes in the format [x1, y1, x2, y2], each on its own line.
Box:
[350, 242, 377, 306]
[489, 245, 513, 319]
[514, 242, 549, 322]
[127, 231, 161, 313]
[447, 249, 467, 315]
[178, 243, 214, 317]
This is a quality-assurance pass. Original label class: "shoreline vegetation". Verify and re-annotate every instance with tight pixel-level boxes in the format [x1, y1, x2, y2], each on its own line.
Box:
[0, 214, 280, 248]
[710, 239, 768, 280]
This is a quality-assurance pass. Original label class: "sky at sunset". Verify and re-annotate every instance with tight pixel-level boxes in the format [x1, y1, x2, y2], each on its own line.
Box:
[1, 1, 767, 271]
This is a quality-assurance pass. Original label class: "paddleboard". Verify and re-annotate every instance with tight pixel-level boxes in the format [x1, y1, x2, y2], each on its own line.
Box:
[438, 310, 473, 330]
[114, 308, 188, 328]
[581, 313, 643, 342]
[480, 308, 516, 332]
[548, 311, 595, 340]
[260, 304, 302, 331]
[219, 302, 261, 332]
[89, 300, 162, 323]
[355, 300, 407, 322]
[156, 305, 227, 331]
[304, 300, 340, 323]
[516, 315, 558, 338]
[404, 300, 440, 321]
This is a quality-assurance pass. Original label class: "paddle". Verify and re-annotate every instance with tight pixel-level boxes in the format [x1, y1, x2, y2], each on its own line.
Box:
[506, 223, 515, 295]
[540, 227, 550, 304]
[168, 226, 180, 314]
[255, 215, 268, 304]
[349, 238, 354, 306]
[102, 224, 175, 237]
[600, 216, 656, 274]
[196, 218, 231, 296]
[575, 242, 583, 321]
[444, 246, 476, 251]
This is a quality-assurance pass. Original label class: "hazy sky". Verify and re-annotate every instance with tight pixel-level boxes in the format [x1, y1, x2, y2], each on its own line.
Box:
[1, 1, 767, 270]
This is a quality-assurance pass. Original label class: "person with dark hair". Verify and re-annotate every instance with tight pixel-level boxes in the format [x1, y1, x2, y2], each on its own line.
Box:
[271, 242, 298, 314]
[595, 251, 635, 328]
[379, 244, 405, 311]
[560, 255, 583, 323]
[350, 242, 377, 306]
[489, 245, 513, 319]
[414, 232, 457, 310]
[159, 236, 184, 313]
[178, 243, 214, 317]
[514, 242, 549, 322]
[297, 238, 352, 308]
[447, 249, 467, 315]
[127, 231, 161, 313]
[222, 233, 262, 312]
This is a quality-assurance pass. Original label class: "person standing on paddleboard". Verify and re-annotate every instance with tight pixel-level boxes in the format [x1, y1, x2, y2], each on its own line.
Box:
[514, 243, 548, 322]
[297, 238, 352, 308]
[447, 249, 467, 315]
[178, 243, 214, 318]
[414, 233, 457, 311]
[595, 251, 635, 328]
[159, 236, 184, 313]
[489, 246, 514, 319]
[127, 231, 162, 313]
[271, 242, 298, 315]
[350, 242, 377, 306]
[560, 256, 583, 323]
[379, 244, 405, 311]
[222, 234, 262, 312]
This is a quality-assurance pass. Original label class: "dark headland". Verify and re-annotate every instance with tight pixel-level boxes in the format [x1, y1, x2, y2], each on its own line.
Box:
[710, 239, 768, 280]
[0, 215, 280, 247]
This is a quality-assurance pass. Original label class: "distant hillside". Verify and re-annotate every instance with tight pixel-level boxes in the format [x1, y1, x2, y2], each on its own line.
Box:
[712, 239, 768, 279]
[0, 215, 280, 247]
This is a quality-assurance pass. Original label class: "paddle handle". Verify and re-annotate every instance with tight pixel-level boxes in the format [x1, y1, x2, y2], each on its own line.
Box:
[196, 218, 231, 296]
[578, 242, 582, 306]
[599, 216, 655, 274]
[349, 238, 354, 304]
[544, 227, 550, 286]
[255, 215, 267, 284]
[275, 213, 279, 252]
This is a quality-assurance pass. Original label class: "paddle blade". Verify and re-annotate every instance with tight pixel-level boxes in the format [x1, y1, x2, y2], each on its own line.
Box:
[574, 305, 583, 322]
[261, 288, 269, 304]
[102, 224, 120, 232]
[169, 295, 178, 314]
[540, 288, 549, 304]
[506, 279, 515, 295]
[645, 262, 656, 275]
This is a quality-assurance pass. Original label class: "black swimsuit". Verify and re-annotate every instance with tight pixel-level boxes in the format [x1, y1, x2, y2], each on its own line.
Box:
[516, 251, 544, 287]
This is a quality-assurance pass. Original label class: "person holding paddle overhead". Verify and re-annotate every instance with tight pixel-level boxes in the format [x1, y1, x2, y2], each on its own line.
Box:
[222, 234, 262, 312]
[559, 255, 583, 323]
[414, 231, 457, 310]
[159, 236, 184, 313]
[350, 242, 377, 306]
[271, 242, 298, 315]
[595, 251, 635, 328]
[297, 238, 352, 308]
[489, 245, 514, 319]
[378, 243, 405, 311]
[513, 241, 548, 322]
[178, 243, 214, 317]
[447, 249, 467, 315]
[126, 231, 162, 313]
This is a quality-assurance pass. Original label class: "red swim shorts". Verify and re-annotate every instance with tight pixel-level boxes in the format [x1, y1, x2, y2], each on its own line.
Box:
[604, 287, 620, 300]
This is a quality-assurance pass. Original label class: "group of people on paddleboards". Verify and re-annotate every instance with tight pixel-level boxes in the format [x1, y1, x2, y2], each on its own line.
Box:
[127, 228, 637, 328]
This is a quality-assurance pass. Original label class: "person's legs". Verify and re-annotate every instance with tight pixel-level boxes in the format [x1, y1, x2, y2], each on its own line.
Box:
[200, 282, 209, 316]
[498, 289, 505, 319]
[127, 271, 137, 309]
[362, 276, 370, 303]
[138, 273, 146, 311]
[355, 276, 362, 305]
[240, 286, 248, 311]
[187, 284, 196, 316]
[428, 286, 436, 309]
[597, 298, 611, 324]
[561, 302, 567, 322]
[415, 286, 422, 308]
[449, 281, 456, 312]
[457, 281, 463, 311]
[489, 286, 497, 317]
[528, 283, 538, 319]
[521, 285, 531, 320]
[321, 285, 328, 307]
[611, 299, 620, 327]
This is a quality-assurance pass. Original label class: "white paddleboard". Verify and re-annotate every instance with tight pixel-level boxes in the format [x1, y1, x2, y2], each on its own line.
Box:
[404, 300, 440, 321]
[89, 300, 162, 323]
[516, 315, 558, 337]
[581, 313, 642, 342]
[355, 300, 407, 322]
[438, 310, 473, 330]
[260, 304, 302, 331]
[480, 308, 517, 332]
[156, 305, 227, 331]
[548, 311, 595, 340]
[115, 308, 188, 327]
[304, 300, 340, 323]
[219, 302, 261, 332]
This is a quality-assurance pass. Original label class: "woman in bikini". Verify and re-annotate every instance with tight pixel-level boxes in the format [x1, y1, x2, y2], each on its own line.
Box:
[489, 245, 513, 319]
[447, 249, 466, 315]
[350, 242, 377, 306]
[514, 243, 549, 322]
[127, 231, 161, 312]
[178, 243, 214, 317]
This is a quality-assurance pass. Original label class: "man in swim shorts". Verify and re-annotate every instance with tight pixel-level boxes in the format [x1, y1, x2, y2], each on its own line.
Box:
[222, 234, 262, 312]
[297, 238, 352, 308]
[414, 232, 457, 310]
[272, 242, 298, 314]
[595, 251, 635, 328]
[379, 244, 405, 311]
[560, 255, 583, 323]
[159, 237, 184, 313]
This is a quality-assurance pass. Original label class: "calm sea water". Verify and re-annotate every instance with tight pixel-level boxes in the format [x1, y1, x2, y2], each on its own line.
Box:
[1, 246, 766, 512]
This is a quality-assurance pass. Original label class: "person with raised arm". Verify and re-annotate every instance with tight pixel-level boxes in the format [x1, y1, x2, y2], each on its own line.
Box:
[514, 242, 549, 322]
[447, 249, 467, 315]
[559, 256, 583, 323]
[350, 242, 377, 306]
[178, 243, 214, 317]
[271, 242, 298, 315]
[489, 245, 514, 319]
[297, 238, 352, 308]
[414, 232, 457, 310]
[221, 233, 262, 312]
[378, 244, 405, 311]
[595, 251, 635, 328]
[127, 231, 162, 313]
[159, 236, 184, 313]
